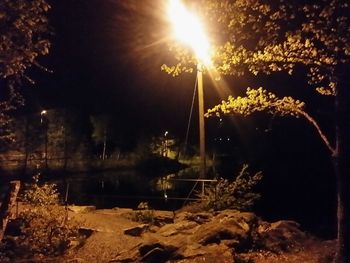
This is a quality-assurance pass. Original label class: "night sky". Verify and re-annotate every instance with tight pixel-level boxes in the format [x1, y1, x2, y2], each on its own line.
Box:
[29, 0, 203, 137]
[27, 0, 333, 141]
[22, 0, 336, 236]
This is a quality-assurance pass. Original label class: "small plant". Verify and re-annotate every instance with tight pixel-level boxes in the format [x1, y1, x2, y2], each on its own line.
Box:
[2, 174, 81, 259]
[23, 173, 59, 206]
[131, 202, 155, 224]
[198, 164, 263, 211]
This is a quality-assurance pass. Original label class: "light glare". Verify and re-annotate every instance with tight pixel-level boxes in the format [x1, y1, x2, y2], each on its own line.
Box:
[168, 0, 211, 65]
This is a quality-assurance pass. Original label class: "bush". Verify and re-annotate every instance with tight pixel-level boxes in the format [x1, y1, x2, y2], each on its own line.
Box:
[1, 174, 81, 260]
[197, 164, 263, 211]
[131, 202, 155, 224]
[23, 174, 59, 206]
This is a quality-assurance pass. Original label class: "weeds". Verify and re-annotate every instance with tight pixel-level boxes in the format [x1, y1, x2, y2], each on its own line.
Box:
[197, 164, 263, 211]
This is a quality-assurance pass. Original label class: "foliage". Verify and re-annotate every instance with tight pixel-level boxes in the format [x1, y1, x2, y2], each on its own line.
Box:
[206, 87, 305, 118]
[3, 174, 80, 258]
[198, 164, 263, 211]
[163, 0, 349, 96]
[0, 0, 50, 144]
[131, 202, 155, 224]
[23, 174, 60, 206]
[205, 87, 334, 153]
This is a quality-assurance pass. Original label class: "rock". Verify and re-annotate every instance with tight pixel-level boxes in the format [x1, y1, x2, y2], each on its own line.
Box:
[111, 249, 140, 262]
[178, 243, 234, 263]
[68, 205, 96, 213]
[158, 221, 199, 237]
[124, 224, 149, 236]
[178, 243, 205, 258]
[257, 220, 307, 252]
[174, 211, 191, 223]
[192, 210, 258, 249]
[153, 214, 174, 226]
[183, 212, 213, 224]
[139, 241, 179, 262]
[194, 223, 243, 246]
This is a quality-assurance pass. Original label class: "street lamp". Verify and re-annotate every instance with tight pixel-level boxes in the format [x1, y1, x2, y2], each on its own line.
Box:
[167, 0, 211, 178]
[164, 131, 169, 157]
[40, 110, 48, 169]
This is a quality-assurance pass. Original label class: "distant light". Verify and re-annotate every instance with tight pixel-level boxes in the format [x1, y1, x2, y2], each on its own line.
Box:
[164, 131, 169, 136]
[40, 110, 47, 124]
[227, 138, 230, 141]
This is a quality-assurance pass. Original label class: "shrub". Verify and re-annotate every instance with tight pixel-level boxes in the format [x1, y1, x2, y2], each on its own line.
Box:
[131, 202, 155, 224]
[198, 164, 263, 211]
[23, 174, 59, 206]
[2, 174, 81, 259]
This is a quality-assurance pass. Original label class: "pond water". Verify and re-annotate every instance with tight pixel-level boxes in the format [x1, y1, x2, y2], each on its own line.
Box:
[39, 164, 336, 238]
[53, 168, 207, 211]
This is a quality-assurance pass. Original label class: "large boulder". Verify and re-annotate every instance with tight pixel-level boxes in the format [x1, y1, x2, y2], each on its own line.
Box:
[257, 220, 308, 252]
[115, 210, 311, 262]
[191, 210, 258, 250]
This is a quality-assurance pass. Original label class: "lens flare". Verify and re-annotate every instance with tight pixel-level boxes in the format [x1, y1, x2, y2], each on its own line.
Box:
[167, 0, 211, 65]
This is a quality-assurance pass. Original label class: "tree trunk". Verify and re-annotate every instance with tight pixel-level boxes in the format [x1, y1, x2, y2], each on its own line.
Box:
[334, 66, 350, 263]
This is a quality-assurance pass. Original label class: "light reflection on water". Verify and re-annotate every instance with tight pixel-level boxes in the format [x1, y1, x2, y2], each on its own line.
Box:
[53, 168, 203, 210]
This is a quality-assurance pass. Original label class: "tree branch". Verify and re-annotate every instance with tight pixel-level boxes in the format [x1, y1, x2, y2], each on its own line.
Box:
[296, 109, 335, 155]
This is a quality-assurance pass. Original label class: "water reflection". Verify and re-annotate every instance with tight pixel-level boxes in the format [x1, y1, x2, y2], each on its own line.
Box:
[54, 168, 202, 210]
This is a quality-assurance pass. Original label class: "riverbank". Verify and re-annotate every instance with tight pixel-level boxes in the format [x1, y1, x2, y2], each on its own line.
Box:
[2, 205, 335, 263]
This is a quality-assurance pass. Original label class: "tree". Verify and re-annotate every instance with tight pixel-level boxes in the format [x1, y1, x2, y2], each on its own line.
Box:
[163, 0, 350, 261]
[0, 0, 50, 144]
[90, 115, 112, 160]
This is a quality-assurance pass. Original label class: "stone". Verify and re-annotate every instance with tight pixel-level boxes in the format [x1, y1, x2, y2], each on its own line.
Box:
[124, 224, 148, 236]
[191, 210, 258, 248]
[183, 212, 213, 224]
[158, 221, 199, 237]
[153, 214, 174, 226]
[179, 244, 234, 263]
[257, 220, 307, 252]
[139, 241, 180, 262]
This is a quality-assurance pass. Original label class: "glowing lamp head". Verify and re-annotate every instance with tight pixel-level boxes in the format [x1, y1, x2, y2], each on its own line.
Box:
[168, 0, 211, 65]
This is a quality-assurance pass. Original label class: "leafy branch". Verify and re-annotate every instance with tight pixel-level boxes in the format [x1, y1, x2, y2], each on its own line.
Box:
[206, 87, 335, 154]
